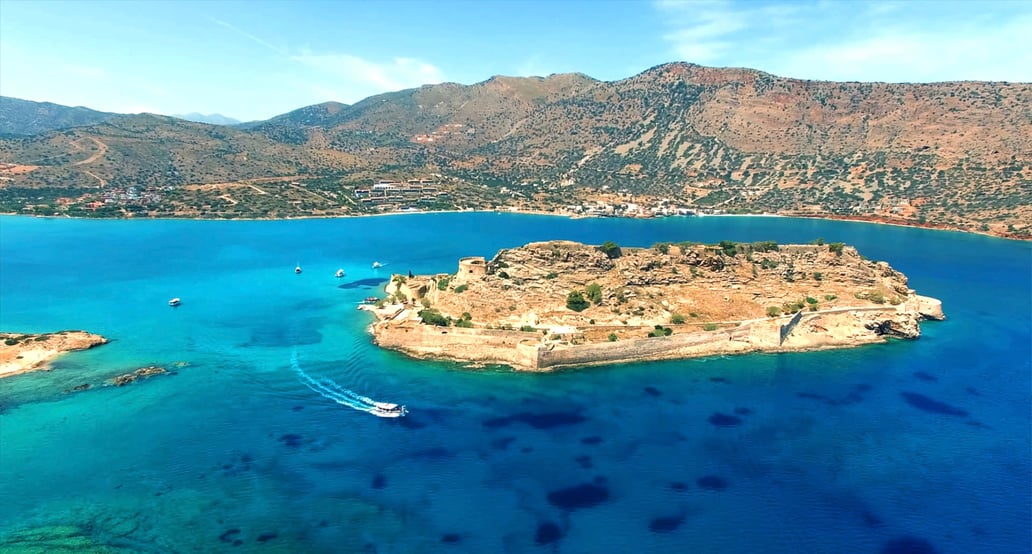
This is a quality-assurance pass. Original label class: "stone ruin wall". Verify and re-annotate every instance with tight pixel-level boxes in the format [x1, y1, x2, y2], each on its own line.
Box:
[536, 331, 735, 369]
[374, 324, 539, 368]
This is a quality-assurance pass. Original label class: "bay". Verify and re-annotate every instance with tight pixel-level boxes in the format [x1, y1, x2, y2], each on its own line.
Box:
[0, 213, 1028, 553]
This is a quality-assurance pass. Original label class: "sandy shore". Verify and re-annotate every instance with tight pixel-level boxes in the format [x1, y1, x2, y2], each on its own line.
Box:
[0, 331, 108, 378]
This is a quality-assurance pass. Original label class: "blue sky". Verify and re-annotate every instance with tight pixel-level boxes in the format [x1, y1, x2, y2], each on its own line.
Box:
[1, 0, 1029, 121]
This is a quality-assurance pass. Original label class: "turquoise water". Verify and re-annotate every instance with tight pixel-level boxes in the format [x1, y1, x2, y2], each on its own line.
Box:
[0, 213, 1029, 553]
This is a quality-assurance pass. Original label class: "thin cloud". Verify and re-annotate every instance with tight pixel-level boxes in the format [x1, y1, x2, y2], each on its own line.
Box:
[658, 0, 750, 63]
[290, 51, 445, 102]
[783, 18, 1032, 83]
[206, 19, 448, 108]
[655, 0, 1032, 82]
[209, 18, 285, 55]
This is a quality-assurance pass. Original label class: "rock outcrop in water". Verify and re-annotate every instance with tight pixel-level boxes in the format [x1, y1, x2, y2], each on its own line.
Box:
[110, 366, 168, 386]
[0, 331, 107, 378]
[366, 240, 944, 371]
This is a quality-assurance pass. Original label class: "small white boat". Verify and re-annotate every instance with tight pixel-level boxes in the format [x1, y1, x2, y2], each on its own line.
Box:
[295, 265, 302, 274]
[335, 268, 345, 278]
[371, 402, 407, 418]
[371, 261, 383, 269]
[168, 297, 181, 307]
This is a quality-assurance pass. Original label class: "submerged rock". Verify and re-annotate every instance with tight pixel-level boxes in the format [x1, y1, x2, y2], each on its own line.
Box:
[546, 483, 610, 510]
[110, 366, 168, 386]
[534, 522, 562, 544]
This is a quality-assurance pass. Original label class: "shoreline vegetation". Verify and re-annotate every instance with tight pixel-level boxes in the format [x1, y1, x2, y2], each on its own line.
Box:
[0, 331, 107, 378]
[365, 240, 946, 372]
[0, 207, 1026, 242]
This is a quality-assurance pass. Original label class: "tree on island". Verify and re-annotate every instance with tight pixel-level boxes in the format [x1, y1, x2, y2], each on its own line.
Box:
[566, 291, 590, 312]
[598, 241, 622, 259]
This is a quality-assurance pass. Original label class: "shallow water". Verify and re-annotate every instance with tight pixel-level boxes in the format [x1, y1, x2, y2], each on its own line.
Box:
[0, 213, 1029, 553]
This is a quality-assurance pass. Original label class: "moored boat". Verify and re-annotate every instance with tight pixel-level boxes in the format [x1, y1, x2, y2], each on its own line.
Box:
[168, 297, 181, 307]
[335, 268, 345, 278]
[295, 265, 302, 274]
[364, 296, 379, 303]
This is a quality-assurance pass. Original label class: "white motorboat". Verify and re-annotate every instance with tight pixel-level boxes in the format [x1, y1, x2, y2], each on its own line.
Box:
[168, 297, 181, 307]
[370, 402, 407, 418]
[371, 261, 383, 269]
[335, 268, 345, 278]
[295, 265, 302, 274]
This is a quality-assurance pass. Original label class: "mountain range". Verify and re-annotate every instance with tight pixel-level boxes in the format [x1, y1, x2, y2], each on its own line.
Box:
[0, 62, 1028, 236]
[0, 96, 117, 136]
[171, 113, 241, 126]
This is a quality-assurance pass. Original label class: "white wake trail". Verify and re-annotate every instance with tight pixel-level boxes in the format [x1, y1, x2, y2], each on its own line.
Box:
[290, 350, 406, 417]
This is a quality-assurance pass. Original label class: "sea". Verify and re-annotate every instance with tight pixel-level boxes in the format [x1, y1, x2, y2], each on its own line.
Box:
[0, 213, 1029, 553]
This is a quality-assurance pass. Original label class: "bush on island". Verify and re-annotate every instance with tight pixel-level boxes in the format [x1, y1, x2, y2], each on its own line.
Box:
[598, 241, 622, 259]
[566, 291, 590, 312]
[418, 309, 450, 326]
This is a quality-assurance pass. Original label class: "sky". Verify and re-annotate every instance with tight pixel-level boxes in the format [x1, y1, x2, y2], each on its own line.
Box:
[1, 0, 1029, 121]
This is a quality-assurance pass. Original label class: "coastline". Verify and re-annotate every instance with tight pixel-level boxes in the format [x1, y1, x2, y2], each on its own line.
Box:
[1, 208, 1027, 241]
[0, 331, 107, 378]
[364, 239, 947, 372]
[369, 304, 945, 372]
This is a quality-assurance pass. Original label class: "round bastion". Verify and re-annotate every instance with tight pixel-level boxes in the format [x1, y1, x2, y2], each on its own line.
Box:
[453, 256, 486, 284]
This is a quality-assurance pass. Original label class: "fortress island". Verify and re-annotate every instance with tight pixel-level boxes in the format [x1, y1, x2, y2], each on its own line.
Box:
[364, 240, 945, 371]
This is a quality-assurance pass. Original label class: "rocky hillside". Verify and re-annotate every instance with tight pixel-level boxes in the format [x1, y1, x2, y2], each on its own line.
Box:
[1, 63, 1028, 234]
[0, 96, 117, 136]
[395, 240, 933, 334]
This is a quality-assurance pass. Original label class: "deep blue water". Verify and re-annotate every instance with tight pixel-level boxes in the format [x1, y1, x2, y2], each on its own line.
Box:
[0, 213, 1029, 553]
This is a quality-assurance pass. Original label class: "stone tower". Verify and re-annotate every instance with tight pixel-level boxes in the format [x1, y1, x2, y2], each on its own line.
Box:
[453, 256, 486, 284]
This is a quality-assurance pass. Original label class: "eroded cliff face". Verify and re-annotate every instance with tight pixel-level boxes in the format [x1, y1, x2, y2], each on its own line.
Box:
[372, 241, 943, 371]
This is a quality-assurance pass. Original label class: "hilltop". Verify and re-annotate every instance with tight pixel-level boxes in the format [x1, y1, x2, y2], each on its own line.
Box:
[0, 96, 118, 136]
[0, 63, 1028, 236]
[367, 240, 944, 371]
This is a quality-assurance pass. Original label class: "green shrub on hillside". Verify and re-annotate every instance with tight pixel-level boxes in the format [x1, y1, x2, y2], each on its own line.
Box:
[718, 240, 738, 257]
[566, 291, 590, 312]
[418, 309, 450, 326]
[598, 241, 622, 259]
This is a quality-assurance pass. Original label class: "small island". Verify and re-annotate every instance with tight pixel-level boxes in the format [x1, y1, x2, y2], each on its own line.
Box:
[365, 240, 945, 371]
[0, 331, 107, 378]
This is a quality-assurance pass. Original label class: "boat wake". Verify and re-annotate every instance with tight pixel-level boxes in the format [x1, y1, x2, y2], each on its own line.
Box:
[290, 350, 406, 417]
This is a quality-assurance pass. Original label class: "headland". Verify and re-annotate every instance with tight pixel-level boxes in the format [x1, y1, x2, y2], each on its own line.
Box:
[0, 331, 107, 378]
[365, 240, 945, 371]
